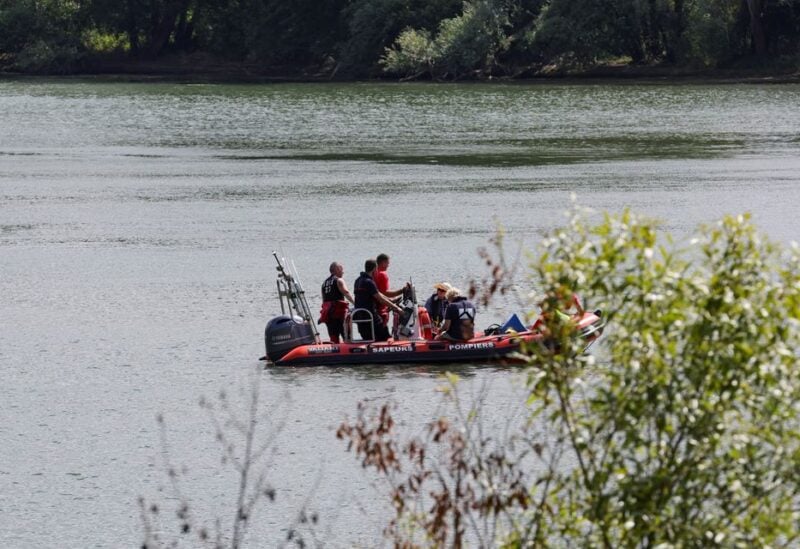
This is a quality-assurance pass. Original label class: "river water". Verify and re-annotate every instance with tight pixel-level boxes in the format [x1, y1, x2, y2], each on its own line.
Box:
[1, 79, 799, 547]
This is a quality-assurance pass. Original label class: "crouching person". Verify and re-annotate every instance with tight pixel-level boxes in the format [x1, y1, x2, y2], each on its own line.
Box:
[436, 287, 476, 341]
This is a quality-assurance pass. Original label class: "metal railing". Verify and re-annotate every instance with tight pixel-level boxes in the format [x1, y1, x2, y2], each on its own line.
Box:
[347, 308, 375, 343]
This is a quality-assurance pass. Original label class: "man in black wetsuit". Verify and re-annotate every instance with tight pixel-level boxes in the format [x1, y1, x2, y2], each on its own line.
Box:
[353, 259, 403, 341]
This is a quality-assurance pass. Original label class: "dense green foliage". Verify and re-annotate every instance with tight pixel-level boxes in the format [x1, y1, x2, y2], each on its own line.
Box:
[340, 209, 800, 546]
[521, 210, 800, 545]
[1, 0, 798, 77]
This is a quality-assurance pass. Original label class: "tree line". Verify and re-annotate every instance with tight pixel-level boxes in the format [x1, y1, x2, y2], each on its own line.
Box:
[1, 0, 798, 79]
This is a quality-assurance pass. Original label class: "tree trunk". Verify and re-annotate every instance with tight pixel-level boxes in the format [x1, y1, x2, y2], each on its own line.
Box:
[126, 0, 139, 57]
[127, 28, 140, 57]
[665, 0, 685, 63]
[645, 0, 660, 62]
[173, 8, 193, 52]
[148, 0, 190, 58]
[745, 0, 768, 55]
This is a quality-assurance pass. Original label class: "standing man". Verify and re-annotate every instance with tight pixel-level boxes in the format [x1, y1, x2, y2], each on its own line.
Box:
[374, 253, 408, 325]
[353, 258, 403, 341]
[320, 261, 354, 343]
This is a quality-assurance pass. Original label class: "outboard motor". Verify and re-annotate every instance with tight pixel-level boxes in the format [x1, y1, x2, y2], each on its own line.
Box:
[265, 315, 316, 363]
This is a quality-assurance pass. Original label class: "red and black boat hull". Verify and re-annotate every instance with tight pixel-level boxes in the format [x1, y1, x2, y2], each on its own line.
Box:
[266, 310, 604, 367]
[274, 333, 536, 366]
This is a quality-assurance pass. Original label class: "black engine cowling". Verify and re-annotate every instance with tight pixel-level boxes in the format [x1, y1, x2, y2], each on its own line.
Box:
[264, 315, 316, 363]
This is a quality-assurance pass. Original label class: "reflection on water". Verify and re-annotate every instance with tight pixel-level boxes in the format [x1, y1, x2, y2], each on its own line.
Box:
[2, 80, 799, 163]
[243, 134, 748, 166]
[1, 80, 799, 547]
[264, 360, 517, 381]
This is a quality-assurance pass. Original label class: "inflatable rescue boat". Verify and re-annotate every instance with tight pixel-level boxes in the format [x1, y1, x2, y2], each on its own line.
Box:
[263, 252, 605, 367]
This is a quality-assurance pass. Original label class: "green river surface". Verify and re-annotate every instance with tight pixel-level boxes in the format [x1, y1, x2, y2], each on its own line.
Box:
[1, 79, 799, 547]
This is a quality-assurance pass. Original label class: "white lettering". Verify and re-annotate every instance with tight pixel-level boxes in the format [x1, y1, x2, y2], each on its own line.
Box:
[371, 346, 414, 353]
[449, 342, 496, 351]
[308, 346, 340, 354]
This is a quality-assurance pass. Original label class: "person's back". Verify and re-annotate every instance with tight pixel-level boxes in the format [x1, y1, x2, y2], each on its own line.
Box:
[353, 272, 376, 313]
[320, 261, 353, 343]
[446, 298, 476, 340]
[322, 274, 344, 303]
[438, 288, 476, 341]
[352, 259, 401, 341]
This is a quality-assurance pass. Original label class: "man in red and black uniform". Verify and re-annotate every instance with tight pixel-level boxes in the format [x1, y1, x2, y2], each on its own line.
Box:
[320, 261, 354, 343]
[354, 258, 403, 341]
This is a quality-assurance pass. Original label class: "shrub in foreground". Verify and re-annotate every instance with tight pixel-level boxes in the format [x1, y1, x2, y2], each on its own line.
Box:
[340, 209, 800, 547]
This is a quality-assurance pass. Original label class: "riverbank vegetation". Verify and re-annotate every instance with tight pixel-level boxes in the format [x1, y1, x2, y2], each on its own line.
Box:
[1, 0, 798, 80]
[339, 209, 800, 546]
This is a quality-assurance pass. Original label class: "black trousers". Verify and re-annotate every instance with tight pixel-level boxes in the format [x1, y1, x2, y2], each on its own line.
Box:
[356, 315, 390, 341]
[325, 319, 345, 343]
